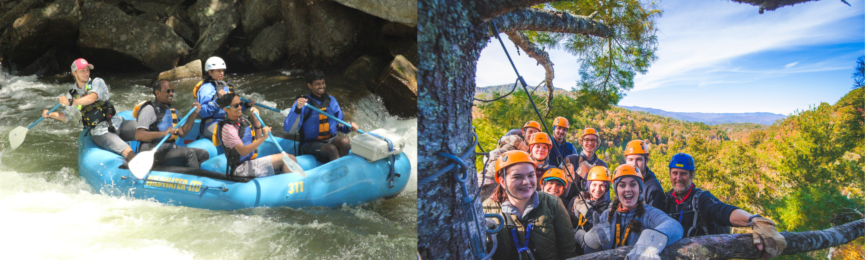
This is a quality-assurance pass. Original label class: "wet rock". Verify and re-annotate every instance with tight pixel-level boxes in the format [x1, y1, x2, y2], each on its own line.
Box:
[342, 54, 388, 90]
[7, 0, 80, 71]
[157, 59, 201, 80]
[386, 37, 417, 65]
[78, 0, 189, 71]
[374, 55, 416, 118]
[381, 22, 416, 38]
[247, 21, 286, 70]
[279, 0, 381, 70]
[331, 0, 416, 27]
[187, 0, 238, 62]
[241, 0, 280, 37]
[165, 15, 195, 44]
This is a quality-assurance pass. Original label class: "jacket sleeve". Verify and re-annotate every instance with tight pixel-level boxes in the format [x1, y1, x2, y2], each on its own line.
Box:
[644, 179, 667, 210]
[699, 191, 739, 227]
[197, 83, 220, 119]
[284, 101, 303, 133]
[554, 197, 578, 259]
[331, 98, 351, 133]
[643, 206, 684, 247]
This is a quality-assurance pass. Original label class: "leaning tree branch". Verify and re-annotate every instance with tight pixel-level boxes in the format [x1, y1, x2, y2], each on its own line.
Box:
[491, 9, 613, 39]
[570, 219, 865, 260]
[474, 0, 556, 21]
[504, 30, 555, 116]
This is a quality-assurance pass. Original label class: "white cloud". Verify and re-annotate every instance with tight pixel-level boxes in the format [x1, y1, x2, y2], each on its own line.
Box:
[633, 0, 862, 91]
[784, 62, 799, 69]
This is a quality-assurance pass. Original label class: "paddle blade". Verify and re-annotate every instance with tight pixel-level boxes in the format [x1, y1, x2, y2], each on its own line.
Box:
[9, 126, 28, 150]
[129, 151, 156, 179]
[282, 152, 306, 177]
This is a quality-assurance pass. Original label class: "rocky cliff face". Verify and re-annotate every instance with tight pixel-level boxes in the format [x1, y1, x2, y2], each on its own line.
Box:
[0, 0, 417, 116]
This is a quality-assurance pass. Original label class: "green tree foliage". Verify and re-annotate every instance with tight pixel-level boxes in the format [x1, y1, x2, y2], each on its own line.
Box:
[526, 0, 662, 110]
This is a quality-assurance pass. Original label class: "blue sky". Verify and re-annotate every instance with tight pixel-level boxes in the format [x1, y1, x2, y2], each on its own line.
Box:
[475, 0, 864, 114]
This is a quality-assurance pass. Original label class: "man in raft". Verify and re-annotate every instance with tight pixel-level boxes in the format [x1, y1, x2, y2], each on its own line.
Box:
[133, 79, 209, 168]
[195, 56, 255, 139]
[42, 58, 138, 161]
[217, 93, 296, 177]
[284, 70, 359, 163]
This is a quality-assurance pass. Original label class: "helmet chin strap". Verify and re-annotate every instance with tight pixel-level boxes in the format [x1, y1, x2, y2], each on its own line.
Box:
[502, 175, 528, 200]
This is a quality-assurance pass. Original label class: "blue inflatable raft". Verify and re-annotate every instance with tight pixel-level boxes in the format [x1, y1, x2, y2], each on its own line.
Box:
[77, 111, 410, 210]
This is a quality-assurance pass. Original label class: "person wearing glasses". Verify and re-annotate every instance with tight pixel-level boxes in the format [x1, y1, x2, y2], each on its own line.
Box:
[216, 93, 296, 177]
[560, 128, 609, 205]
[133, 79, 209, 168]
[195, 56, 255, 140]
[285, 70, 359, 163]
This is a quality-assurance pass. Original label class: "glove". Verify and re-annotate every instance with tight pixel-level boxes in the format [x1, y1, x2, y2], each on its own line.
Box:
[625, 229, 667, 260]
[749, 217, 786, 259]
[574, 228, 587, 246]
[583, 212, 610, 250]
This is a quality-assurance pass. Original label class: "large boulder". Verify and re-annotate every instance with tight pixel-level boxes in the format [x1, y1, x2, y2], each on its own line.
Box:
[342, 54, 388, 90]
[331, 0, 416, 27]
[374, 55, 416, 118]
[165, 15, 196, 44]
[157, 59, 201, 80]
[187, 0, 238, 62]
[78, 0, 189, 72]
[241, 0, 281, 37]
[7, 0, 80, 71]
[247, 21, 286, 70]
[278, 0, 381, 70]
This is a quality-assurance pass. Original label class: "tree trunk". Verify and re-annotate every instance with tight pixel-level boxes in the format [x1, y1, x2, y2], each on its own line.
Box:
[418, 1, 611, 259]
[570, 219, 865, 260]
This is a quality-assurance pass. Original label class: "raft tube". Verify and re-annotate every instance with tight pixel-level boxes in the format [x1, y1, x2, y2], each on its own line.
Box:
[77, 111, 411, 210]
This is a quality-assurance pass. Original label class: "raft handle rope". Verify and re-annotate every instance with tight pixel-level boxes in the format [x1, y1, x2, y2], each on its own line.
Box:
[121, 175, 229, 196]
[490, 20, 592, 211]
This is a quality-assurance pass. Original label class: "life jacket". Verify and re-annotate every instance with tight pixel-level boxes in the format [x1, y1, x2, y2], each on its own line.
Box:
[195, 79, 236, 136]
[215, 117, 258, 176]
[192, 79, 235, 99]
[300, 93, 332, 142]
[132, 101, 178, 141]
[664, 188, 732, 238]
[69, 82, 116, 131]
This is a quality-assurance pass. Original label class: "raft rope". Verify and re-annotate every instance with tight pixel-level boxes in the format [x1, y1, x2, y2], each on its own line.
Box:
[489, 20, 592, 211]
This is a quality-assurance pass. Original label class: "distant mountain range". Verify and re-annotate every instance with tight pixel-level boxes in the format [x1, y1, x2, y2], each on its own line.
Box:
[619, 106, 786, 125]
[476, 84, 787, 125]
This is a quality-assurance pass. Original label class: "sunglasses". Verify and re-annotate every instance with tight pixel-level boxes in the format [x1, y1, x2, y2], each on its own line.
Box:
[224, 103, 242, 109]
[161, 89, 176, 93]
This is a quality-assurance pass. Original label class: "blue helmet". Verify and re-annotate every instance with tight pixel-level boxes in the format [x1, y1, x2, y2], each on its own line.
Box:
[668, 153, 695, 171]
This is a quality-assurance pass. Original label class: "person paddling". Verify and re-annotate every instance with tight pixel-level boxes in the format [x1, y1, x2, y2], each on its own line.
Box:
[284, 70, 359, 163]
[216, 93, 296, 177]
[42, 58, 137, 161]
[195, 56, 255, 139]
[133, 79, 209, 168]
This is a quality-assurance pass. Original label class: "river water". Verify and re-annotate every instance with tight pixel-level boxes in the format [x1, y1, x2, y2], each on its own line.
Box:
[0, 70, 417, 259]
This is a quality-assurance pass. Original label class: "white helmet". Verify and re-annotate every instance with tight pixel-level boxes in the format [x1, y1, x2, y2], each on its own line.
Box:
[205, 56, 226, 71]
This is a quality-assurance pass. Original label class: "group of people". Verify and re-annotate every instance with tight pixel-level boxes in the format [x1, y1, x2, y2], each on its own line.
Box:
[41, 57, 360, 177]
[481, 118, 787, 259]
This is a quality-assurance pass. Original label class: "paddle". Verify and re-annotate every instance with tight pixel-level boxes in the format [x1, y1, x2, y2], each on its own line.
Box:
[239, 97, 287, 116]
[303, 103, 365, 134]
[129, 108, 197, 179]
[253, 112, 307, 177]
[9, 103, 62, 150]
